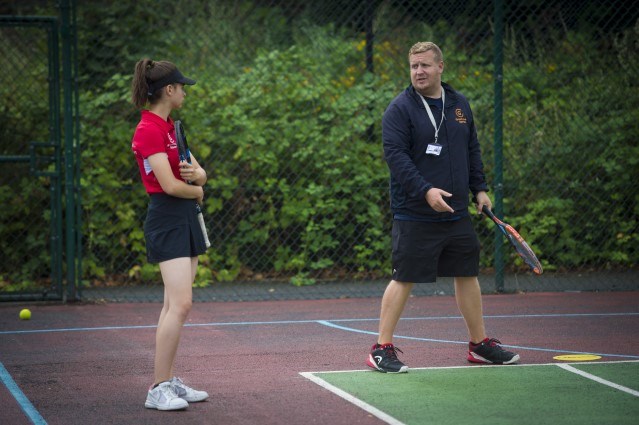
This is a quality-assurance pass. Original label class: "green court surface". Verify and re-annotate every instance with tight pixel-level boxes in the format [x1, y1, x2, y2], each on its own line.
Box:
[302, 361, 639, 425]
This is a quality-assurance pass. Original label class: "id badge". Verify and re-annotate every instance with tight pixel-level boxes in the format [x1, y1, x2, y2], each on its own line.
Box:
[426, 143, 442, 156]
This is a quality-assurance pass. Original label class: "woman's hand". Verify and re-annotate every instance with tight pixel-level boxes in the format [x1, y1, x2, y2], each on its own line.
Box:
[179, 161, 196, 183]
[183, 155, 207, 186]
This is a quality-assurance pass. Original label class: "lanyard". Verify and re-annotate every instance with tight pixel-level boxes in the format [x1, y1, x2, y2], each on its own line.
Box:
[419, 87, 445, 144]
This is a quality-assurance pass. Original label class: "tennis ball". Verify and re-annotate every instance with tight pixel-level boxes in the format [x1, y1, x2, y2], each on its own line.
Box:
[19, 308, 31, 320]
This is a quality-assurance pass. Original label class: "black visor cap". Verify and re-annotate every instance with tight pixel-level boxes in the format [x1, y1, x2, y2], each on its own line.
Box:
[148, 68, 196, 95]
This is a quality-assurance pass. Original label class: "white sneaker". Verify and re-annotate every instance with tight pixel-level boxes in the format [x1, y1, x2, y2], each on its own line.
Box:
[170, 376, 209, 402]
[145, 381, 188, 410]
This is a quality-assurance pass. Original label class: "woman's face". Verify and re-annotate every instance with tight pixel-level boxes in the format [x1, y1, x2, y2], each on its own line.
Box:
[169, 83, 187, 109]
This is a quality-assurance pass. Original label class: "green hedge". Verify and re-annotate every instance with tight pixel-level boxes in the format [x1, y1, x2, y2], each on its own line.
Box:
[2, 2, 637, 289]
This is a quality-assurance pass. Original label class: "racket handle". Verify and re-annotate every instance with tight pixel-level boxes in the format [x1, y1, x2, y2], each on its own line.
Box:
[197, 210, 211, 248]
[481, 204, 495, 219]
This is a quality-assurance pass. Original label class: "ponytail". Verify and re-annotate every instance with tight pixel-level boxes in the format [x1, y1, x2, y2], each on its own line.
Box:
[131, 59, 177, 109]
[131, 58, 154, 109]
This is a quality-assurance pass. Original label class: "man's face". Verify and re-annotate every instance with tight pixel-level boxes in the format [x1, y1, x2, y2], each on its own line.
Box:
[409, 50, 444, 97]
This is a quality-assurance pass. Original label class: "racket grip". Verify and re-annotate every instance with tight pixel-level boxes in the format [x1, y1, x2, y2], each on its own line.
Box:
[481, 204, 495, 219]
[197, 211, 211, 248]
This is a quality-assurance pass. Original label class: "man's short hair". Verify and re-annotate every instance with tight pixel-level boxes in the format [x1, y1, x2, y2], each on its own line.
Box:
[408, 42, 443, 63]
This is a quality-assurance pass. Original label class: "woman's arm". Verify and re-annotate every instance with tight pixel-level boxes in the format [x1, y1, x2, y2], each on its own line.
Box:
[148, 152, 203, 201]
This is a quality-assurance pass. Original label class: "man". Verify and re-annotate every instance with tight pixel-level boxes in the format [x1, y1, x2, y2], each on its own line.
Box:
[367, 41, 519, 373]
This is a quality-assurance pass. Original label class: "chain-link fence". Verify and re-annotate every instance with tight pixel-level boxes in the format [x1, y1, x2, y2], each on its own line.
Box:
[0, 14, 65, 301]
[1, 0, 637, 302]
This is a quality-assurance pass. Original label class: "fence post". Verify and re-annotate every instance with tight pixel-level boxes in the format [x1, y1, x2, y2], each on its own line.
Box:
[72, 0, 83, 300]
[493, 0, 505, 292]
[60, 0, 77, 301]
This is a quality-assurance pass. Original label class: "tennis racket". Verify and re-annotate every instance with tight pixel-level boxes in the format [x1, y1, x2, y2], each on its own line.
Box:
[174, 120, 211, 248]
[482, 205, 542, 275]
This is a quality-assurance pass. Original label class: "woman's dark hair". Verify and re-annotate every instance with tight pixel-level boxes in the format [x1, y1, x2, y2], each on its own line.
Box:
[131, 59, 177, 108]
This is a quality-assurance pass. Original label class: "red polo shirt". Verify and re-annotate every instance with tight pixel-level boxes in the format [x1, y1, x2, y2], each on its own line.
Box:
[131, 110, 182, 194]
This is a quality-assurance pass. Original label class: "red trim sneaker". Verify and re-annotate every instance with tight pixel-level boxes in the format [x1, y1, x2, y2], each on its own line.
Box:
[468, 338, 520, 364]
[366, 343, 409, 373]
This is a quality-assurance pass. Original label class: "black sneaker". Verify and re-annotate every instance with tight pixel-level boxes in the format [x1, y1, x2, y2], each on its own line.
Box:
[366, 343, 409, 373]
[468, 338, 520, 364]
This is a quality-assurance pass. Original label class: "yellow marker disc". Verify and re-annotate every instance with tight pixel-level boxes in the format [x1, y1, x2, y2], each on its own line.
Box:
[553, 354, 602, 361]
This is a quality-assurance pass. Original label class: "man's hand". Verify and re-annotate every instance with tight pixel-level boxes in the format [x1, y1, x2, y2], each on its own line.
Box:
[426, 188, 454, 213]
[474, 191, 492, 215]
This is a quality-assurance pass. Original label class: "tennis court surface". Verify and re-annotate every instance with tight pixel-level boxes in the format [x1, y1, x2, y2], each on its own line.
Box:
[1, 291, 638, 424]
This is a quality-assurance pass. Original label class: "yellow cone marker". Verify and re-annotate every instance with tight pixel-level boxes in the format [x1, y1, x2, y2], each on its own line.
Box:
[553, 354, 602, 361]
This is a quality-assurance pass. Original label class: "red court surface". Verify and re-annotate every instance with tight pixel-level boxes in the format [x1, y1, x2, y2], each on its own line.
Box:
[1, 291, 638, 424]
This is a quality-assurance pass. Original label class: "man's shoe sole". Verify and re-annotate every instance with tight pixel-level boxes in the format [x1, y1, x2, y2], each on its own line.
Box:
[467, 352, 520, 365]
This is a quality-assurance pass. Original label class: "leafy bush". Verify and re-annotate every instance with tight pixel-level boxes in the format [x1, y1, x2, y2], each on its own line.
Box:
[170, 34, 397, 284]
[2, 2, 637, 290]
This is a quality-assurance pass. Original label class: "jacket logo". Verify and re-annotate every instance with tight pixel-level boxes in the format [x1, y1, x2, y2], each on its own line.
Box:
[455, 108, 467, 124]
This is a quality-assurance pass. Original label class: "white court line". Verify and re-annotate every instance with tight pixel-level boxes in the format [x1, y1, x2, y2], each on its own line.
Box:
[2, 312, 637, 335]
[299, 372, 405, 425]
[317, 320, 639, 359]
[303, 359, 639, 374]
[301, 361, 639, 424]
[556, 363, 639, 397]
[0, 362, 47, 425]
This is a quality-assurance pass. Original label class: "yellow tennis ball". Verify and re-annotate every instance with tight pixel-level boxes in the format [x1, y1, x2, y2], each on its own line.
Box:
[19, 309, 31, 320]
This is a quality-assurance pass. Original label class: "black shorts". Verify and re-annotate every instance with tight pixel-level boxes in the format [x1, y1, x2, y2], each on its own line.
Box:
[144, 193, 208, 264]
[391, 216, 480, 283]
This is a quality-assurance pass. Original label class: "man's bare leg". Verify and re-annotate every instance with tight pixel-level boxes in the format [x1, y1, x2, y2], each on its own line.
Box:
[378, 280, 414, 344]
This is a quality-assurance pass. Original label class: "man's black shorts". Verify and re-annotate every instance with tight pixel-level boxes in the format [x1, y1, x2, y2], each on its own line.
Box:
[391, 216, 480, 283]
[144, 193, 208, 264]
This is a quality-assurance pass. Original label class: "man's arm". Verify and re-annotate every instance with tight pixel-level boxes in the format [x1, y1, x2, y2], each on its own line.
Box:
[382, 103, 432, 201]
[467, 109, 489, 196]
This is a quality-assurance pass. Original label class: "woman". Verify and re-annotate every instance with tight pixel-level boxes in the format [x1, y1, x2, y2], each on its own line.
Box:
[131, 58, 209, 411]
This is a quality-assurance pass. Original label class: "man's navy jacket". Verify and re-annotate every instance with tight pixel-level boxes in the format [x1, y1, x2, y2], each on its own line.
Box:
[382, 82, 489, 220]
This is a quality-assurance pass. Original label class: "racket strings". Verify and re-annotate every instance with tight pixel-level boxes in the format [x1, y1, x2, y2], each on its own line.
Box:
[506, 229, 543, 275]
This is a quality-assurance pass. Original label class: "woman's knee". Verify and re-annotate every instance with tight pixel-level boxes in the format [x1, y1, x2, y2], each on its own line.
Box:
[169, 299, 192, 322]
